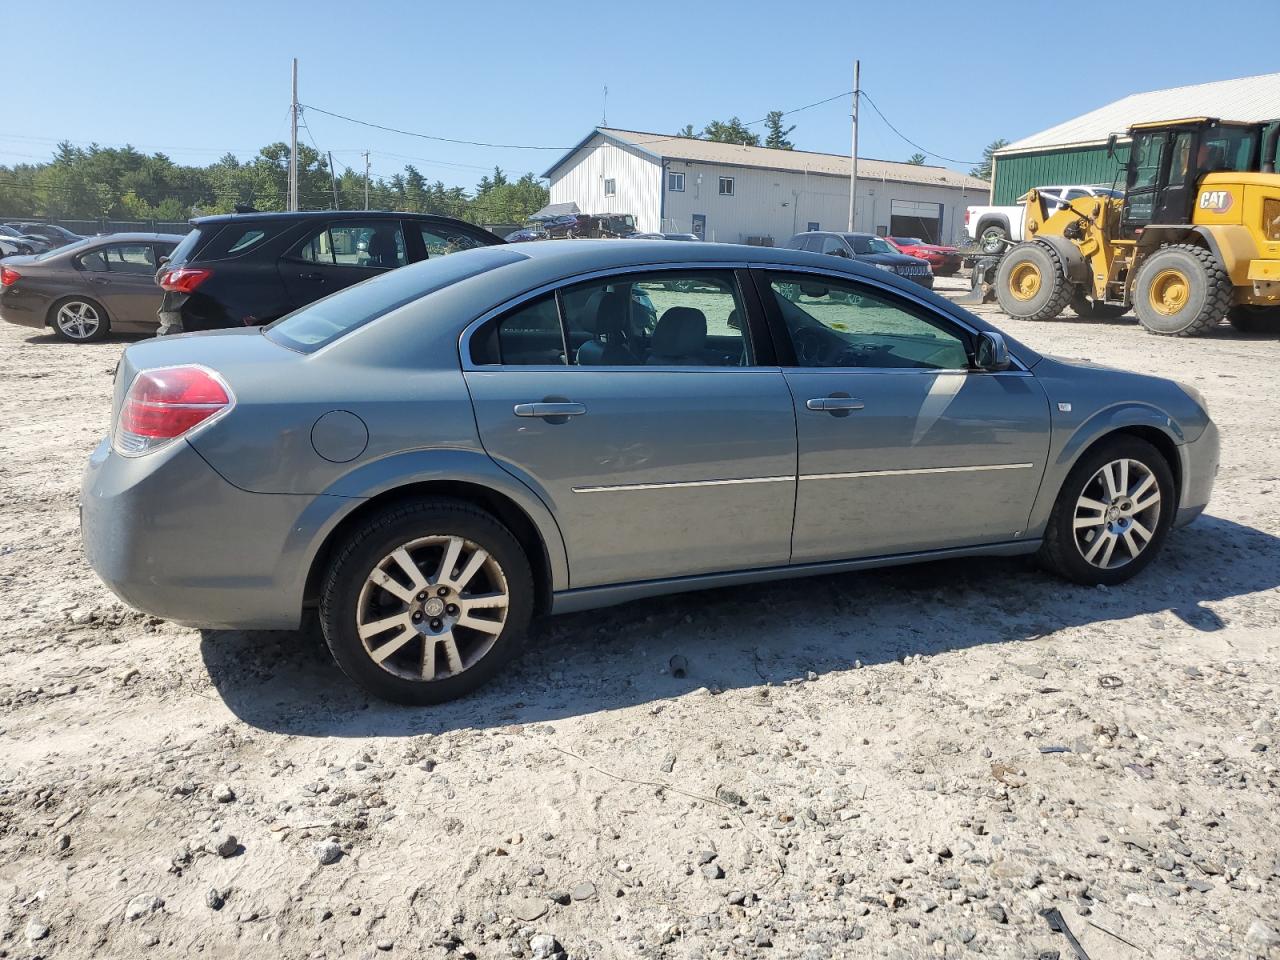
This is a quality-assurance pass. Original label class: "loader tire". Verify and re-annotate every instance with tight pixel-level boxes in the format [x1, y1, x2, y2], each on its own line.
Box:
[995, 242, 1071, 321]
[1070, 293, 1130, 321]
[1132, 244, 1231, 337]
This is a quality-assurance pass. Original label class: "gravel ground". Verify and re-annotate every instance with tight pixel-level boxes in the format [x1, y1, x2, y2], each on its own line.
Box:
[0, 278, 1278, 959]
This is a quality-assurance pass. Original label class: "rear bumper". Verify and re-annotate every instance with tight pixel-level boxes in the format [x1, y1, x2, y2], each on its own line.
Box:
[0, 294, 43, 329]
[1174, 419, 1219, 528]
[81, 436, 342, 629]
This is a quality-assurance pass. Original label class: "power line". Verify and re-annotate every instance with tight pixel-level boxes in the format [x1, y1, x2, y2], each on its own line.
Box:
[858, 90, 981, 166]
[301, 104, 573, 150]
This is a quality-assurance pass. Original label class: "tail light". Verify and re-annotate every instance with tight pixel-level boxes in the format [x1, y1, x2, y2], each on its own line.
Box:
[964, 209, 971, 225]
[1, 267, 19, 287]
[114, 365, 232, 456]
[158, 267, 212, 293]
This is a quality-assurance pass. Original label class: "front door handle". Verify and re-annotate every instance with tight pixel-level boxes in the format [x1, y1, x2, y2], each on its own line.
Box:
[806, 396, 865, 413]
[513, 401, 586, 421]
[90, 277, 111, 285]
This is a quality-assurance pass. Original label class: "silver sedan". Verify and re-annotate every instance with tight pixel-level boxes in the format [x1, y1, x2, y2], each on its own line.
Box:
[81, 240, 1219, 703]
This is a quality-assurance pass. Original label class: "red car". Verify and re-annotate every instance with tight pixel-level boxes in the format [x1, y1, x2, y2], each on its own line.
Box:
[886, 237, 962, 276]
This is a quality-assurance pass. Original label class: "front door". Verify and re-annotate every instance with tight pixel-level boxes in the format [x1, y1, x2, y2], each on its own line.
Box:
[756, 270, 1051, 562]
[279, 218, 407, 309]
[463, 268, 796, 588]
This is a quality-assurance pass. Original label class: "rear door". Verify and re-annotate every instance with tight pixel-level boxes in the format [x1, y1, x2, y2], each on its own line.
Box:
[463, 267, 797, 589]
[86, 242, 164, 325]
[756, 269, 1050, 562]
[279, 218, 407, 308]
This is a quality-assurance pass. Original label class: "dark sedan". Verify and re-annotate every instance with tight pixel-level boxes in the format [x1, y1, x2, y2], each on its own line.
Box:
[0, 232, 183, 342]
[785, 231, 933, 289]
[5, 222, 84, 249]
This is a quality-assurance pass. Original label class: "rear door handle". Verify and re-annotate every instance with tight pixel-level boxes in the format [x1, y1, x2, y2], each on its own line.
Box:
[90, 277, 110, 285]
[513, 401, 587, 420]
[806, 396, 865, 412]
[299, 272, 325, 282]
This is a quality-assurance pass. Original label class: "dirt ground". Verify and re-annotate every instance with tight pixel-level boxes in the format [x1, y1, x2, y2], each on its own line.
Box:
[1, 275, 1278, 960]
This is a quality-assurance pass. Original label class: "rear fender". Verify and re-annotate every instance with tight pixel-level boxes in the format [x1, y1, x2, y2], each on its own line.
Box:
[279, 447, 570, 599]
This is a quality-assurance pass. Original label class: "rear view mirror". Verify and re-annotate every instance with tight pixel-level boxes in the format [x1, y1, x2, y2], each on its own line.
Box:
[975, 331, 1011, 371]
[1106, 133, 1118, 159]
[798, 281, 830, 298]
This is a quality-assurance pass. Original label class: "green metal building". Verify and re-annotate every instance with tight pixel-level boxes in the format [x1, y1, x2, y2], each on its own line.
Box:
[992, 72, 1280, 205]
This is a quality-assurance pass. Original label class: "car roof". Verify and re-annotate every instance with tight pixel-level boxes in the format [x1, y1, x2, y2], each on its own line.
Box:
[83, 232, 187, 243]
[189, 210, 475, 226]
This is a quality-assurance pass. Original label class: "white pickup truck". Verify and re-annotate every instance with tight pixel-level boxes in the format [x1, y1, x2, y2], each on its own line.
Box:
[964, 185, 1122, 252]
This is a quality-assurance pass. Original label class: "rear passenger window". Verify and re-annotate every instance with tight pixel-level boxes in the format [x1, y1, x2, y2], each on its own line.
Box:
[420, 225, 487, 258]
[295, 221, 407, 269]
[472, 295, 566, 365]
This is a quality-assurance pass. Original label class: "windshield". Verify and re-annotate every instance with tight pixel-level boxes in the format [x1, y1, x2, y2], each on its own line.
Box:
[34, 238, 92, 261]
[266, 246, 526, 353]
[0, 225, 22, 238]
[847, 235, 895, 255]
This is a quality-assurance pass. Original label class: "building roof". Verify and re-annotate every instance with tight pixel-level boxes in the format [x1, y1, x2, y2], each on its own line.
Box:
[999, 71, 1280, 155]
[543, 127, 990, 191]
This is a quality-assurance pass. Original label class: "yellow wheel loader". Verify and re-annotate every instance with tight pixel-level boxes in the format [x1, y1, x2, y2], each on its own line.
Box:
[996, 117, 1280, 335]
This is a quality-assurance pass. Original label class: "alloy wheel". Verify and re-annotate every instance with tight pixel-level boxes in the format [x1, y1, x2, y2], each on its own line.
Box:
[355, 535, 509, 682]
[55, 301, 101, 340]
[1072, 458, 1162, 569]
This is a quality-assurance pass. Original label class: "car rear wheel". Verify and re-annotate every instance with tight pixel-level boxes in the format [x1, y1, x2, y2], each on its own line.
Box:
[319, 499, 534, 704]
[1037, 436, 1175, 586]
[49, 297, 109, 343]
[978, 224, 1008, 253]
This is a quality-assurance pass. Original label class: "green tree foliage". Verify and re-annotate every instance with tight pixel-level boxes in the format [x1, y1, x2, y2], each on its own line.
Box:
[907, 152, 926, 165]
[763, 111, 795, 150]
[699, 117, 760, 146]
[0, 144, 548, 226]
[970, 138, 1009, 181]
[676, 124, 696, 138]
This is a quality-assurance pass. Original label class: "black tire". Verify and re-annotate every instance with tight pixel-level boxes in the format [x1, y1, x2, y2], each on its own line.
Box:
[319, 499, 534, 705]
[47, 296, 110, 343]
[978, 223, 1008, 253]
[995, 241, 1072, 321]
[1132, 244, 1231, 337]
[1070, 293, 1130, 321]
[1038, 435, 1176, 586]
[1227, 304, 1280, 334]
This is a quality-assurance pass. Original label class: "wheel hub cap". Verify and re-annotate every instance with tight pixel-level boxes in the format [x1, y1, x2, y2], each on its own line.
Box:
[1148, 269, 1189, 316]
[1009, 262, 1042, 301]
[355, 535, 509, 681]
[1072, 458, 1161, 570]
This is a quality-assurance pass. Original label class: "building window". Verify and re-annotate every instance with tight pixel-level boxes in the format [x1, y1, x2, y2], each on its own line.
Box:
[718, 176, 734, 196]
[806, 221, 819, 232]
[668, 171, 685, 192]
[604, 178, 616, 197]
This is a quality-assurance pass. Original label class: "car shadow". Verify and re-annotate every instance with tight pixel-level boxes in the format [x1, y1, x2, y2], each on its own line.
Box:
[21, 331, 153, 345]
[201, 514, 1280, 738]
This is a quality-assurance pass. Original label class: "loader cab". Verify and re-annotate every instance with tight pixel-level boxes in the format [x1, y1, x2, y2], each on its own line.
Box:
[1121, 118, 1270, 232]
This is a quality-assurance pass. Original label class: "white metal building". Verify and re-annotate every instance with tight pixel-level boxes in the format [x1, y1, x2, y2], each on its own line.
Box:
[542, 128, 991, 245]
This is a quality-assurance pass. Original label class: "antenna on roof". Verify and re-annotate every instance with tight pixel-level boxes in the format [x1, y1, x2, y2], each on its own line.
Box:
[601, 85, 608, 127]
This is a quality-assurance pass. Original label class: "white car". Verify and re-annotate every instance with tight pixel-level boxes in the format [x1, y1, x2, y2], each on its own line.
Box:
[965, 185, 1123, 252]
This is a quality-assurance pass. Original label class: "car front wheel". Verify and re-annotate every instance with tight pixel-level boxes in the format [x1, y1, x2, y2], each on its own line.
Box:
[320, 500, 534, 704]
[1038, 436, 1175, 586]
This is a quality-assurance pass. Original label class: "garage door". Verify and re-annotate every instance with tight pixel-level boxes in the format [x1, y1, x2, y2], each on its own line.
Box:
[889, 199, 943, 244]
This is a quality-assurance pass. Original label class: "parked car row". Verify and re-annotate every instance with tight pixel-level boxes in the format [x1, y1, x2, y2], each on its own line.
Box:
[0, 211, 502, 342]
[784, 231, 938, 289]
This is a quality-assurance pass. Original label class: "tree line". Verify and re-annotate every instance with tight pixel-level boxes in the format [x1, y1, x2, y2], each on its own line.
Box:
[0, 141, 549, 225]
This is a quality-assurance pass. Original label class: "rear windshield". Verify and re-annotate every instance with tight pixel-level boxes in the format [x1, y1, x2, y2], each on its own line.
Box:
[165, 228, 203, 267]
[265, 246, 527, 353]
[34, 238, 92, 261]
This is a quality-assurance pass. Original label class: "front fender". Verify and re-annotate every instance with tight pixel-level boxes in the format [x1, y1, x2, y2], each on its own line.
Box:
[1024, 400, 1185, 538]
[274, 448, 571, 607]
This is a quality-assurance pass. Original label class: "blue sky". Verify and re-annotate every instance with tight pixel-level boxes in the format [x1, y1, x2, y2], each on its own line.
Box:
[5, 0, 1279, 189]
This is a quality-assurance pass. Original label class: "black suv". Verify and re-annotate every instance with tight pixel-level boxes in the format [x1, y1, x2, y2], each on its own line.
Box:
[157, 211, 502, 333]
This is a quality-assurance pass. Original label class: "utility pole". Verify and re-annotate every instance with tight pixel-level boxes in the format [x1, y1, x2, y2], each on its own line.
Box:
[327, 151, 339, 210]
[847, 59, 860, 232]
[288, 58, 299, 211]
[362, 151, 371, 209]
[601, 85, 608, 127]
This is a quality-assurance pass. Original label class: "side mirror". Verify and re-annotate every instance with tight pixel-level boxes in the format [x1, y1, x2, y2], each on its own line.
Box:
[975, 330, 1011, 371]
[157, 255, 170, 268]
[1106, 133, 1118, 159]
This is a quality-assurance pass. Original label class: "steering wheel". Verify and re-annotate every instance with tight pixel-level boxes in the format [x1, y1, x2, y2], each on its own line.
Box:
[792, 326, 829, 365]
